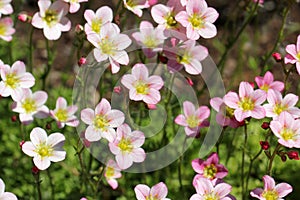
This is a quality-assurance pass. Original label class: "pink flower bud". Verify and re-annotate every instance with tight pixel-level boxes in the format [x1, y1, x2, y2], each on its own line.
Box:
[260, 141, 270, 150]
[287, 151, 299, 160]
[272, 52, 282, 62]
[19, 140, 25, 148]
[261, 122, 270, 130]
[148, 0, 158, 6]
[78, 57, 87, 66]
[113, 86, 122, 94]
[75, 24, 83, 33]
[18, 13, 28, 22]
[147, 104, 157, 110]
[186, 77, 194, 86]
[83, 139, 91, 148]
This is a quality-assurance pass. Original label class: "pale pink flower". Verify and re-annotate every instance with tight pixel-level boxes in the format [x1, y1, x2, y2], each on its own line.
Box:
[192, 152, 228, 182]
[87, 23, 131, 74]
[0, 17, 15, 41]
[151, 1, 186, 38]
[31, 0, 71, 40]
[81, 98, 125, 142]
[165, 39, 208, 74]
[121, 63, 164, 104]
[104, 159, 122, 190]
[0, 178, 17, 200]
[175, 0, 219, 40]
[270, 112, 300, 148]
[180, 0, 187, 6]
[190, 178, 232, 200]
[108, 123, 146, 169]
[255, 71, 284, 96]
[84, 6, 113, 35]
[63, 0, 87, 13]
[50, 97, 79, 128]
[223, 82, 266, 122]
[123, 0, 149, 17]
[132, 20, 166, 58]
[22, 127, 66, 170]
[0, 0, 13, 16]
[210, 97, 240, 128]
[250, 175, 293, 200]
[285, 35, 300, 74]
[263, 90, 300, 119]
[253, 0, 264, 5]
[148, 0, 157, 6]
[134, 182, 170, 200]
[0, 61, 35, 101]
[12, 89, 49, 125]
[175, 101, 210, 137]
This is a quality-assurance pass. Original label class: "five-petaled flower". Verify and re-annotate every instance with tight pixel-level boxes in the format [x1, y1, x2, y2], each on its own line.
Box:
[134, 182, 170, 200]
[123, 0, 149, 17]
[250, 175, 293, 200]
[175, 101, 210, 137]
[121, 63, 164, 104]
[285, 35, 300, 74]
[22, 127, 66, 170]
[109, 123, 146, 170]
[0, 60, 35, 101]
[0, 17, 15, 41]
[0, 178, 17, 200]
[31, 0, 71, 40]
[224, 81, 266, 122]
[104, 159, 122, 190]
[81, 98, 125, 142]
[255, 71, 284, 97]
[50, 97, 79, 128]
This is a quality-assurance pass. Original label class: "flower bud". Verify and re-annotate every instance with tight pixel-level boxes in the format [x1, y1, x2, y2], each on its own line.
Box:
[46, 123, 51, 130]
[113, 86, 121, 94]
[11, 115, 17, 122]
[19, 140, 25, 148]
[158, 54, 168, 64]
[287, 151, 299, 160]
[147, 104, 157, 110]
[281, 154, 287, 162]
[261, 122, 270, 130]
[260, 141, 270, 150]
[78, 57, 87, 66]
[186, 77, 194, 86]
[75, 24, 84, 33]
[32, 166, 39, 175]
[272, 52, 282, 62]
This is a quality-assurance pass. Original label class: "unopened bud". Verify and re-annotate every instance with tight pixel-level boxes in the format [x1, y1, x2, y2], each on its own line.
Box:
[259, 141, 270, 150]
[148, 0, 158, 6]
[113, 86, 121, 94]
[46, 123, 51, 130]
[75, 24, 84, 33]
[281, 155, 287, 162]
[272, 52, 282, 62]
[158, 55, 168, 64]
[147, 104, 157, 110]
[78, 57, 87, 66]
[186, 77, 194, 86]
[83, 139, 91, 148]
[11, 115, 17, 122]
[19, 140, 25, 148]
[287, 151, 299, 160]
[32, 166, 39, 175]
[261, 122, 270, 130]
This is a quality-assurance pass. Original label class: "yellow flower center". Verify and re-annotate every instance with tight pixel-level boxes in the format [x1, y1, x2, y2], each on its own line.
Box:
[186, 115, 199, 128]
[91, 19, 102, 34]
[0, 23, 6, 35]
[70, 0, 78, 3]
[189, 14, 204, 29]
[177, 53, 191, 64]
[262, 190, 279, 200]
[203, 193, 219, 200]
[239, 97, 255, 111]
[144, 37, 157, 48]
[296, 52, 300, 61]
[43, 10, 58, 26]
[5, 73, 19, 89]
[105, 166, 115, 177]
[94, 115, 109, 130]
[36, 143, 53, 158]
[118, 138, 133, 152]
[166, 13, 177, 28]
[55, 109, 68, 122]
[260, 84, 269, 91]
[203, 164, 217, 179]
[126, 0, 136, 7]
[146, 195, 159, 200]
[22, 98, 37, 114]
[99, 39, 114, 55]
[225, 106, 235, 118]
[273, 104, 287, 115]
[281, 128, 295, 141]
[135, 81, 149, 95]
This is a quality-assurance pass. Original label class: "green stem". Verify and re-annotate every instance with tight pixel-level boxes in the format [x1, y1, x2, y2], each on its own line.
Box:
[241, 124, 248, 200]
[267, 143, 281, 176]
[42, 39, 53, 90]
[34, 172, 42, 200]
[28, 27, 34, 73]
[216, 128, 226, 155]
[178, 136, 187, 190]
[47, 169, 55, 200]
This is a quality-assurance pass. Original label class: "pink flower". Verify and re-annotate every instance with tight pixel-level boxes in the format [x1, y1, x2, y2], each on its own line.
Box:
[121, 63, 164, 104]
[0, 17, 15, 41]
[223, 82, 266, 122]
[132, 20, 166, 58]
[0, 0, 13, 16]
[104, 159, 122, 190]
[190, 178, 232, 200]
[0, 60, 35, 101]
[270, 112, 300, 148]
[81, 98, 125, 142]
[31, 0, 71, 40]
[210, 97, 240, 128]
[63, 0, 88, 13]
[192, 152, 228, 181]
[134, 182, 170, 200]
[123, 0, 149, 17]
[165, 40, 208, 74]
[50, 97, 79, 128]
[263, 90, 300, 119]
[253, 0, 264, 4]
[175, 0, 219, 40]
[87, 23, 131, 74]
[108, 124, 146, 169]
[255, 71, 284, 96]
[12, 89, 49, 125]
[175, 101, 210, 137]
[84, 6, 113, 35]
[0, 178, 17, 200]
[285, 35, 300, 74]
[250, 175, 293, 200]
[22, 127, 66, 170]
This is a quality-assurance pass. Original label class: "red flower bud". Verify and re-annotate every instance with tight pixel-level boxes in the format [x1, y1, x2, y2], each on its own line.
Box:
[281, 154, 287, 162]
[11, 115, 17, 122]
[32, 166, 39, 175]
[158, 54, 168, 64]
[260, 141, 270, 150]
[78, 57, 87, 66]
[272, 52, 282, 62]
[186, 77, 194, 86]
[287, 151, 299, 160]
[46, 123, 51, 130]
[261, 122, 270, 130]
[19, 140, 25, 148]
